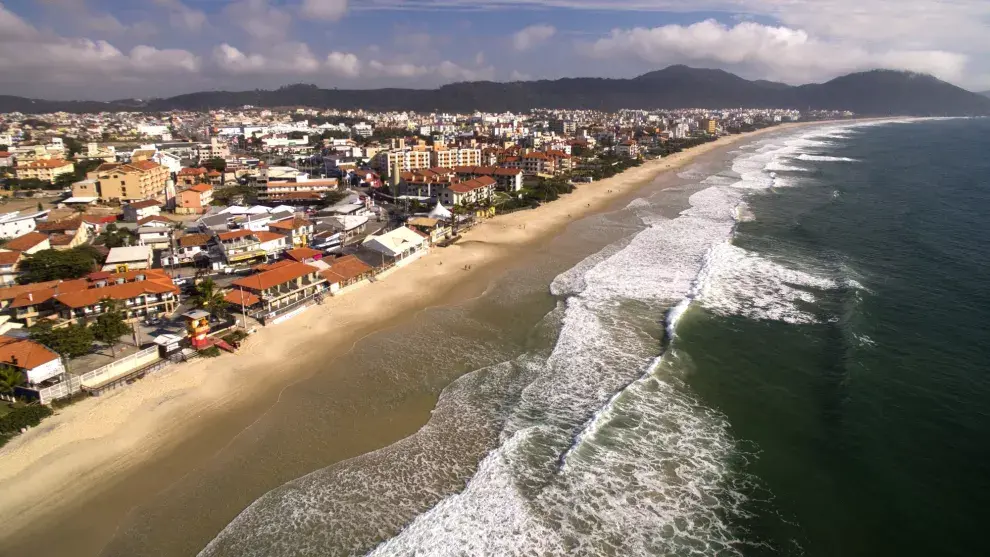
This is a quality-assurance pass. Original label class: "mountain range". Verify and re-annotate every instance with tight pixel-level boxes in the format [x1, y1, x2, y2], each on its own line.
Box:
[2, 66, 988, 116]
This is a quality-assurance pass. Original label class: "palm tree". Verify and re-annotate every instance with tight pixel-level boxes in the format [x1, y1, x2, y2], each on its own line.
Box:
[194, 279, 229, 319]
[0, 365, 25, 396]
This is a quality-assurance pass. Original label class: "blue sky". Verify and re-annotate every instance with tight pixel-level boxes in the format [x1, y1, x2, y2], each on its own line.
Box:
[1, 0, 987, 100]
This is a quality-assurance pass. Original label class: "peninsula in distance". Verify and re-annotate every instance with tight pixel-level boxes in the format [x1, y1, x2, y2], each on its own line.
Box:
[3, 65, 989, 116]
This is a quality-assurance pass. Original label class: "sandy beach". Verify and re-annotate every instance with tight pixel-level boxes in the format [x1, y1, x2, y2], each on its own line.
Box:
[0, 122, 813, 556]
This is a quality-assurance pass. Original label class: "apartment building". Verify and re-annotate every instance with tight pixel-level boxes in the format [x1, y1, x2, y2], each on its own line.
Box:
[453, 166, 524, 192]
[440, 176, 497, 207]
[176, 184, 214, 214]
[15, 159, 74, 184]
[259, 178, 338, 204]
[82, 160, 170, 202]
[373, 148, 433, 175]
[430, 147, 482, 169]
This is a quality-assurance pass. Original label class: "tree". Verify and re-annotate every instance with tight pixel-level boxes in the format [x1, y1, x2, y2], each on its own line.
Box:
[194, 279, 228, 319]
[322, 190, 347, 207]
[17, 247, 101, 284]
[97, 223, 132, 248]
[0, 366, 25, 395]
[202, 158, 227, 173]
[30, 321, 94, 361]
[91, 299, 130, 358]
[63, 137, 84, 158]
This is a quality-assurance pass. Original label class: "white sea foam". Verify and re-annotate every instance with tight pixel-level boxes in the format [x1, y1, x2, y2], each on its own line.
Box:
[797, 154, 858, 162]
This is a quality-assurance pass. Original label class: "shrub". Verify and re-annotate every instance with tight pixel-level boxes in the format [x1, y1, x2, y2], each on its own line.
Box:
[199, 346, 222, 358]
[0, 405, 54, 435]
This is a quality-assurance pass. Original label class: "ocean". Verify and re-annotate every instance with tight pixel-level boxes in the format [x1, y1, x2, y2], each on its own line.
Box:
[199, 118, 990, 557]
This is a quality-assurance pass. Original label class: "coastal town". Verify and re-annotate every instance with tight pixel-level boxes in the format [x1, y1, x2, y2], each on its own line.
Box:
[0, 104, 846, 440]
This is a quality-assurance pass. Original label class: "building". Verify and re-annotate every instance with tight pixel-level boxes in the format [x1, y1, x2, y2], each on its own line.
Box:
[0, 151, 13, 167]
[135, 218, 173, 250]
[5, 269, 178, 327]
[0, 335, 66, 388]
[440, 176, 497, 207]
[122, 199, 162, 222]
[102, 245, 153, 272]
[15, 159, 74, 184]
[232, 261, 327, 317]
[268, 217, 314, 248]
[2, 231, 50, 254]
[176, 184, 214, 214]
[430, 147, 482, 169]
[373, 149, 433, 176]
[177, 167, 208, 187]
[35, 217, 91, 250]
[617, 140, 640, 158]
[321, 255, 375, 294]
[83, 161, 170, 202]
[550, 119, 577, 136]
[259, 178, 338, 204]
[453, 166, 524, 192]
[170, 233, 212, 264]
[0, 251, 22, 286]
[363, 226, 429, 267]
[707, 119, 718, 135]
[0, 211, 46, 240]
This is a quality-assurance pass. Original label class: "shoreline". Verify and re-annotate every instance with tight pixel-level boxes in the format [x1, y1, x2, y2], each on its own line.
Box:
[0, 121, 826, 555]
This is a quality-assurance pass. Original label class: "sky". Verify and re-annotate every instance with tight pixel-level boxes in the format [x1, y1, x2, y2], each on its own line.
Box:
[1, 0, 988, 100]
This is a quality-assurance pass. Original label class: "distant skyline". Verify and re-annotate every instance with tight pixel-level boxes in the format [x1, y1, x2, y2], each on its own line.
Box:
[1, 0, 988, 100]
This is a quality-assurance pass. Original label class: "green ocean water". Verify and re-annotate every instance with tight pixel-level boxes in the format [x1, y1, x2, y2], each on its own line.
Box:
[682, 118, 990, 556]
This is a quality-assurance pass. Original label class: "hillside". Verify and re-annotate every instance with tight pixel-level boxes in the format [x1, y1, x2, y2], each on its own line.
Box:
[2, 66, 988, 116]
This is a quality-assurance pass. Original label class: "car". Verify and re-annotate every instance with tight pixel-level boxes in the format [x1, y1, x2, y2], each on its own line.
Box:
[172, 277, 188, 286]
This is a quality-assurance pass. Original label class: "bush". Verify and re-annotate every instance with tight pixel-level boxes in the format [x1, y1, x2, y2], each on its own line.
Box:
[199, 346, 222, 358]
[0, 405, 54, 435]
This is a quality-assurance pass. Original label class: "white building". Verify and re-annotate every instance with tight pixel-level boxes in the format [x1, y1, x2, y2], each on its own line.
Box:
[0, 211, 47, 240]
[363, 226, 429, 267]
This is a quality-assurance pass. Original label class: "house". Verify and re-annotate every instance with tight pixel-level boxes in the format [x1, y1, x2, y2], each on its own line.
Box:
[177, 167, 208, 187]
[3, 231, 51, 254]
[440, 176, 497, 207]
[0, 151, 13, 167]
[0, 335, 66, 388]
[102, 245, 153, 272]
[136, 226, 172, 250]
[171, 233, 212, 264]
[406, 217, 451, 245]
[363, 226, 429, 267]
[268, 217, 314, 248]
[5, 270, 177, 327]
[217, 230, 267, 265]
[259, 178, 338, 204]
[284, 247, 324, 264]
[80, 214, 117, 234]
[232, 261, 327, 317]
[151, 151, 182, 174]
[617, 140, 640, 158]
[15, 159, 74, 184]
[255, 231, 291, 257]
[176, 184, 213, 215]
[122, 199, 162, 222]
[83, 161, 169, 202]
[0, 211, 47, 240]
[0, 251, 22, 286]
[321, 255, 375, 294]
[36, 217, 90, 250]
[319, 215, 369, 243]
[452, 166, 523, 192]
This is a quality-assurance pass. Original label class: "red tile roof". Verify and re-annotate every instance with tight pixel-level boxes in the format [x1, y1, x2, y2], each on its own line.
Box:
[178, 167, 207, 176]
[127, 199, 161, 210]
[284, 247, 322, 262]
[18, 159, 72, 169]
[4, 232, 49, 252]
[178, 233, 211, 247]
[268, 217, 313, 231]
[218, 230, 255, 242]
[0, 251, 21, 266]
[254, 231, 286, 243]
[187, 183, 212, 193]
[232, 262, 319, 292]
[36, 217, 82, 232]
[224, 289, 261, 307]
[138, 215, 173, 226]
[0, 279, 88, 303]
[0, 335, 59, 370]
[53, 277, 177, 309]
[321, 255, 374, 284]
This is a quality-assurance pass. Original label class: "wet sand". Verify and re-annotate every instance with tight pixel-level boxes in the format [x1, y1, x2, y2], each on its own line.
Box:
[0, 124, 812, 557]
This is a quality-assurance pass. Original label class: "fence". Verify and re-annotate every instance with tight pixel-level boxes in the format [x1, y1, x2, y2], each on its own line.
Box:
[31, 346, 162, 405]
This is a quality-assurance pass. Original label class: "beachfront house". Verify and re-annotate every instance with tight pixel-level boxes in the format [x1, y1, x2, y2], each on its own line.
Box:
[102, 246, 153, 272]
[0, 335, 66, 390]
[231, 262, 327, 319]
[321, 255, 375, 294]
[268, 217, 314, 248]
[362, 226, 429, 267]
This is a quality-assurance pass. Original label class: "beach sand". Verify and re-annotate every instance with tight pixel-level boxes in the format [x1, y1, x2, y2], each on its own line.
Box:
[0, 123, 811, 556]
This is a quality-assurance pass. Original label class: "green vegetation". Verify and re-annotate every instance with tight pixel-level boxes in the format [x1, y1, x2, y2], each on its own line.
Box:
[199, 346, 222, 358]
[213, 184, 256, 206]
[17, 246, 102, 284]
[91, 299, 130, 358]
[0, 404, 54, 435]
[202, 158, 227, 173]
[322, 190, 347, 207]
[194, 279, 228, 319]
[29, 321, 94, 360]
[0, 366, 26, 396]
[95, 223, 133, 249]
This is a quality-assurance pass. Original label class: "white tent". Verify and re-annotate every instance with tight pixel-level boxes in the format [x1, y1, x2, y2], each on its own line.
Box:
[429, 202, 452, 220]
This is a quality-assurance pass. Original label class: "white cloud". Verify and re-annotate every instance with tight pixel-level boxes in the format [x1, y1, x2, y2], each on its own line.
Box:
[326, 51, 361, 77]
[513, 24, 556, 51]
[225, 0, 293, 41]
[474, 51, 485, 66]
[510, 70, 532, 81]
[367, 59, 494, 81]
[437, 60, 495, 81]
[369, 60, 432, 78]
[214, 42, 359, 77]
[300, 0, 349, 21]
[0, 2, 200, 85]
[152, 0, 207, 31]
[586, 19, 969, 84]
